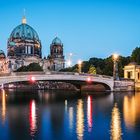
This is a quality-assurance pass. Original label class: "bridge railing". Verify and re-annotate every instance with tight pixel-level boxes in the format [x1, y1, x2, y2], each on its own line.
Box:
[0, 71, 113, 80]
[119, 78, 134, 82]
[12, 72, 46, 76]
[0, 73, 11, 77]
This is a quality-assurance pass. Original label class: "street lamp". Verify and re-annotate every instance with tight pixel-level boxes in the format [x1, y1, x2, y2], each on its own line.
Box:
[66, 53, 73, 67]
[112, 53, 119, 80]
[66, 60, 72, 67]
[78, 60, 82, 73]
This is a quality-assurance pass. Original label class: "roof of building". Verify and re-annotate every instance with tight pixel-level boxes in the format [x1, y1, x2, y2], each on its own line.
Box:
[52, 37, 62, 45]
[9, 17, 40, 41]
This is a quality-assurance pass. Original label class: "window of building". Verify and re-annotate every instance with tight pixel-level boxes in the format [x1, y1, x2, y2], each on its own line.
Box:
[28, 46, 31, 54]
[127, 71, 132, 79]
[138, 72, 140, 80]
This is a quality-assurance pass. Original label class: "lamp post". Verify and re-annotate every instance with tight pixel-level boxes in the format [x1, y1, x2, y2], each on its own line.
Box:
[78, 60, 82, 73]
[66, 53, 73, 67]
[112, 53, 119, 80]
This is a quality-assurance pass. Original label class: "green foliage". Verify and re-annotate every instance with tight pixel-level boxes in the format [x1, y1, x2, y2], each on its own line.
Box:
[60, 47, 140, 77]
[88, 65, 96, 74]
[16, 63, 43, 72]
[131, 47, 140, 64]
[61, 55, 131, 77]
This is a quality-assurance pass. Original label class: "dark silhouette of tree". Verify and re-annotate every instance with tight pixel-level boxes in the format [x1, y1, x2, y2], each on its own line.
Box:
[16, 63, 43, 72]
[131, 47, 140, 64]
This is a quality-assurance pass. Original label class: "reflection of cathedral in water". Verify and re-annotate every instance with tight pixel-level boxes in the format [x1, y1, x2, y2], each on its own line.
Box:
[0, 16, 65, 73]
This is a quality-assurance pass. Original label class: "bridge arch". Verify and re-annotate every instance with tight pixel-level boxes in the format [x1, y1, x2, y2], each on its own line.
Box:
[0, 73, 114, 91]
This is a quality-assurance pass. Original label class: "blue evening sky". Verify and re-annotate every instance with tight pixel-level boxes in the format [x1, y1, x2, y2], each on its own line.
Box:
[0, 0, 140, 64]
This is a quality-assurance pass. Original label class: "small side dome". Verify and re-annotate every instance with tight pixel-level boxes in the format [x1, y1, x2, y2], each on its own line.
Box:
[0, 50, 6, 59]
[52, 37, 62, 45]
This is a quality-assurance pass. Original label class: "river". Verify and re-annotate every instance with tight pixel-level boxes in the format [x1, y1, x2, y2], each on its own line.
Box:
[0, 89, 140, 140]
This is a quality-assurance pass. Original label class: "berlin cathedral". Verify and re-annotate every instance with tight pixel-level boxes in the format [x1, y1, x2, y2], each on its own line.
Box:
[0, 16, 65, 73]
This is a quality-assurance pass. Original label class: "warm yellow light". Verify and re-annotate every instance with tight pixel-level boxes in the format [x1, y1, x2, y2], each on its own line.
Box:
[2, 89, 6, 124]
[78, 60, 82, 65]
[113, 53, 119, 61]
[22, 16, 27, 24]
[76, 99, 84, 140]
[110, 103, 122, 140]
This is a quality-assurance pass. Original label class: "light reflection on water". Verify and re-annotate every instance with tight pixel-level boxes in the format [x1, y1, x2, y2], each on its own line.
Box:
[69, 107, 74, 130]
[0, 90, 140, 140]
[110, 103, 122, 140]
[123, 93, 140, 130]
[76, 99, 84, 140]
[1, 89, 6, 124]
[87, 96, 93, 132]
[29, 100, 37, 137]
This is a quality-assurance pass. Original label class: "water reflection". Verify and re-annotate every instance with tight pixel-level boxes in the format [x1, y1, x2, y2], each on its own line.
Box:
[1, 89, 140, 140]
[76, 99, 84, 140]
[29, 100, 37, 137]
[87, 96, 93, 132]
[110, 103, 122, 140]
[65, 100, 68, 112]
[1, 89, 6, 124]
[69, 107, 74, 130]
[123, 93, 140, 129]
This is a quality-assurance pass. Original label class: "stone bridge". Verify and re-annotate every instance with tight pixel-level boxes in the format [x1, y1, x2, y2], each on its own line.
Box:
[0, 72, 135, 91]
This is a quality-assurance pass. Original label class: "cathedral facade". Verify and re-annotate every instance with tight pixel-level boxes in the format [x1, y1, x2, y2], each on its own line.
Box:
[0, 16, 65, 73]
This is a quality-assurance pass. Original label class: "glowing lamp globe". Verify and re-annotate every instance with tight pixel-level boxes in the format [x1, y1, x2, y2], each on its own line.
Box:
[113, 53, 119, 61]
[87, 77, 92, 83]
[30, 76, 36, 82]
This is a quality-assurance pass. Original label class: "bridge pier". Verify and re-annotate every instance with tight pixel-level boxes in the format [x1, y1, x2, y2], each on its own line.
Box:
[113, 80, 135, 92]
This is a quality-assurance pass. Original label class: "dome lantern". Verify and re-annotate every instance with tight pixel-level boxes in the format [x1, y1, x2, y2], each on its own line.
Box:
[22, 16, 27, 24]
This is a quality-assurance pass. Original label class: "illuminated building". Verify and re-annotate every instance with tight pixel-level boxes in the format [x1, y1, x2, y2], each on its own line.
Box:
[48, 37, 65, 71]
[0, 50, 9, 73]
[7, 16, 42, 59]
[1, 16, 65, 72]
[124, 62, 140, 90]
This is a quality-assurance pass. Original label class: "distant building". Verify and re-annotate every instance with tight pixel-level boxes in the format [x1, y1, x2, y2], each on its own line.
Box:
[0, 50, 9, 73]
[124, 62, 140, 90]
[0, 16, 65, 73]
[49, 37, 65, 71]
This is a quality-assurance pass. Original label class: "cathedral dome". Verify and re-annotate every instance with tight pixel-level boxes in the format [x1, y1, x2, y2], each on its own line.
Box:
[7, 16, 42, 58]
[52, 37, 62, 45]
[10, 23, 39, 41]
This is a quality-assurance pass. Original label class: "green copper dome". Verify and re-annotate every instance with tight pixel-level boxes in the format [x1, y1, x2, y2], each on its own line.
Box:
[52, 37, 62, 45]
[10, 23, 39, 41]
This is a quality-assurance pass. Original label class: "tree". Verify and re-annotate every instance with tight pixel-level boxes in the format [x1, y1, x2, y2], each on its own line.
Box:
[59, 55, 131, 77]
[131, 47, 140, 64]
[88, 65, 96, 74]
[16, 63, 43, 72]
